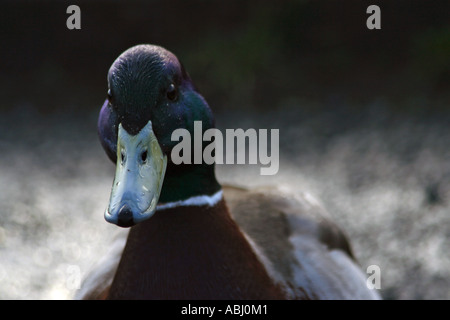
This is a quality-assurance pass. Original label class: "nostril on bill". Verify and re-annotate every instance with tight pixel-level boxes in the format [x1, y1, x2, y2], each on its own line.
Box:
[117, 204, 135, 227]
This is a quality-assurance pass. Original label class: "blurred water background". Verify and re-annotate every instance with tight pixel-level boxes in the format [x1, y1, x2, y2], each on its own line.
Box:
[0, 0, 449, 299]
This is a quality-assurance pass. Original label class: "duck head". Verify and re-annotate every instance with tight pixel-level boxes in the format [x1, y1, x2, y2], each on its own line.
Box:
[98, 44, 220, 227]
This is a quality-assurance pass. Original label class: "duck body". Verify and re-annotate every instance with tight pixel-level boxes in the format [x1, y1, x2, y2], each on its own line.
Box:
[108, 196, 284, 299]
[78, 187, 379, 300]
[77, 44, 380, 300]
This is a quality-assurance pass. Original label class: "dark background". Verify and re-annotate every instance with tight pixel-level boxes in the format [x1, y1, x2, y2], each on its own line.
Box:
[0, 0, 449, 300]
[1, 0, 449, 114]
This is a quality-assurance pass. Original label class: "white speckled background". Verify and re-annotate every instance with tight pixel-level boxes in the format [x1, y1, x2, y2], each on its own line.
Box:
[0, 102, 449, 300]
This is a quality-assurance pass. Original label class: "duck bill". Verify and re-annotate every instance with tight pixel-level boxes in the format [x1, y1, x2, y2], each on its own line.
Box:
[105, 121, 167, 227]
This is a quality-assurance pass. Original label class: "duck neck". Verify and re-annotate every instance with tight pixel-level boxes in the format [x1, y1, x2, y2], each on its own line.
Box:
[158, 162, 221, 203]
[108, 199, 285, 299]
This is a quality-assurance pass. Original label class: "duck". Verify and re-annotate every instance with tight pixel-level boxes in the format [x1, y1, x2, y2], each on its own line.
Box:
[76, 44, 381, 300]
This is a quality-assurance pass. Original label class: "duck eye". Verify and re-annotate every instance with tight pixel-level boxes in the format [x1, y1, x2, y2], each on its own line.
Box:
[166, 83, 178, 101]
[107, 89, 113, 104]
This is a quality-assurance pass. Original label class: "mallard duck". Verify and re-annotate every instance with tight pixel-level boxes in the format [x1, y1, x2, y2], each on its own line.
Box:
[76, 44, 380, 300]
